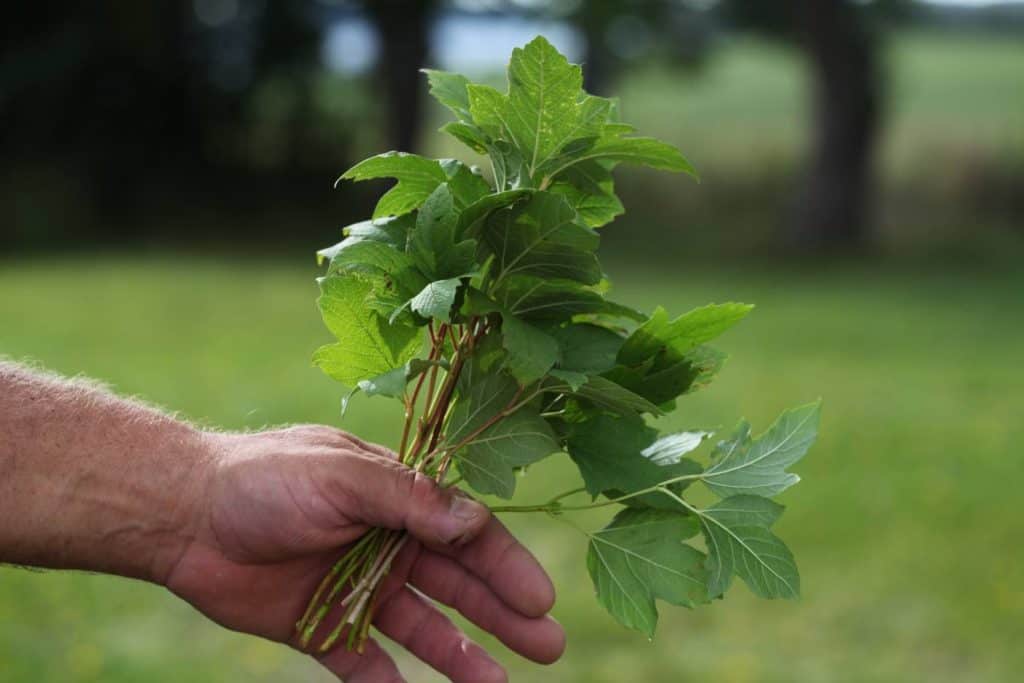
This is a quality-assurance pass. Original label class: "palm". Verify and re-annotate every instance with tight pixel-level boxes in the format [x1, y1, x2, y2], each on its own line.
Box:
[165, 428, 564, 682]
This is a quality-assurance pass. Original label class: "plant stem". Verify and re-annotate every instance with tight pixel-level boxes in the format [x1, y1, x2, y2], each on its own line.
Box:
[488, 471, 707, 514]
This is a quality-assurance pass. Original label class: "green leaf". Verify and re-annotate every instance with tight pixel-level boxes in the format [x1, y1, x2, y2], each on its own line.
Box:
[439, 121, 489, 154]
[702, 402, 821, 499]
[549, 160, 624, 228]
[357, 359, 447, 399]
[605, 345, 728, 406]
[467, 83, 511, 138]
[456, 189, 533, 238]
[703, 495, 784, 529]
[483, 192, 601, 285]
[408, 277, 464, 323]
[494, 276, 608, 321]
[321, 239, 414, 278]
[422, 68, 473, 121]
[501, 314, 559, 385]
[550, 323, 623, 374]
[543, 133, 698, 183]
[571, 375, 663, 417]
[439, 159, 491, 208]
[587, 508, 707, 636]
[340, 152, 447, 219]
[318, 215, 414, 264]
[454, 288, 559, 385]
[410, 184, 477, 280]
[567, 414, 702, 510]
[548, 368, 588, 391]
[446, 358, 558, 497]
[505, 36, 589, 173]
[700, 497, 799, 599]
[618, 303, 754, 367]
[344, 214, 414, 249]
[489, 140, 534, 191]
[313, 276, 421, 387]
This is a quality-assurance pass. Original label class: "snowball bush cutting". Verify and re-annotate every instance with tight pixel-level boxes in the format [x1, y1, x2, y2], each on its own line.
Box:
[298, 36, 821, 654]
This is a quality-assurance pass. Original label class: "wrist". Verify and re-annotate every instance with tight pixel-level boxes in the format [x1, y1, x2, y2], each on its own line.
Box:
[144, 426, 220, 586]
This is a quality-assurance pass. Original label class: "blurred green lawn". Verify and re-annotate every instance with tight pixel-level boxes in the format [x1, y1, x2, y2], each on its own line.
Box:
[2, 254, 1022, 682]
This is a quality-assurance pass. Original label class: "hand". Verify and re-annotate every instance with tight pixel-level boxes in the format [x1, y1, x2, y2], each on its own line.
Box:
[164, 425, 566, 682]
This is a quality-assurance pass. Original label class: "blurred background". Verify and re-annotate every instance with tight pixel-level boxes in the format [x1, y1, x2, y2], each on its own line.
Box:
[1, 0, 1022, 681]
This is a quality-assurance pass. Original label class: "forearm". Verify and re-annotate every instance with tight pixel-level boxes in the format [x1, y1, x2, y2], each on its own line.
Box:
[0, 362, 212, 584]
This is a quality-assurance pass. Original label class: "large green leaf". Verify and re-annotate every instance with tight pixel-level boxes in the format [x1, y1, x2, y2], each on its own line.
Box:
[703, 495, 784, 528]
[494, 276, 608, 321]
[505, 36, 591, 173]
[605, 345, 728, 406]
[501, 314, 559, 386]
[410, 184, 477, 280]
[570, 375, 663, 417]
[618, 303, 753, 367]
[483, 192, 601, 285]
[567, 414, 702, 510]
[702, 402, 821, 499]
[318, 215, 413, 264]
[340, 152, 447, 219]
[313, 276, 421, 387]
[541, 131, 698, 184]
[456, 189, 533, 238]
[587, 508, 707, 636]
[550, 323, 624, 374]
[446, 357, 558, 497]
[700, 496, 799, 599]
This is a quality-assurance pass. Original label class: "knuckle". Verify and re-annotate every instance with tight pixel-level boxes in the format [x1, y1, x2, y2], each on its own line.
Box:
[409, 470, 445, 509]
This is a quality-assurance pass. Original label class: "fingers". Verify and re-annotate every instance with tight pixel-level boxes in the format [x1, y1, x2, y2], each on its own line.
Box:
[313, 637, 405, 683]
[436, 516, 556, 618]
[325, 454, 491, 547]
[409, 549, 566, 664]
[374, 585, 508, 683]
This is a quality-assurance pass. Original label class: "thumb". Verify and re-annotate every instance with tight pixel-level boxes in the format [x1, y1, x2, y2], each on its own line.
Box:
[335, 454, 491, 547]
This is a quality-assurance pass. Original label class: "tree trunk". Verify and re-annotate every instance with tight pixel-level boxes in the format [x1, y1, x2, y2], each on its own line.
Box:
[365, 1, 436, 153]
[791, 0, 880, 251]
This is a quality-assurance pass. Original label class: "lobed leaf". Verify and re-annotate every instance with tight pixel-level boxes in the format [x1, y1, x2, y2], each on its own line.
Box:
[587, 508, 708, 636]
[340, 152, 448, 219]
[700, 496, 799, 599]
[702, 402, 821, 499]
[313, 276, 421, 387]
[618, 303, 753, 367]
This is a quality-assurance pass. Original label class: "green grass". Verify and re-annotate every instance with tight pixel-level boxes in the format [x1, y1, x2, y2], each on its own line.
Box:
[2, 254, 1022, 682]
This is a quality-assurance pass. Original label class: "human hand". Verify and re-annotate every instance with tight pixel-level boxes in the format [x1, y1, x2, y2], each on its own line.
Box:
[164, 425, 565, 682]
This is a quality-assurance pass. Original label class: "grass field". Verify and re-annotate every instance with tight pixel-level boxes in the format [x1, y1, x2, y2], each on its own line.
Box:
[2, 254, 1022, 682]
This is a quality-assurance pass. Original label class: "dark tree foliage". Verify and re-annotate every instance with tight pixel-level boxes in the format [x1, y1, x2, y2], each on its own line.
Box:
[722, 0, 912, 251]
[364, 0, 438, 152]
[0, 0, 346, 246]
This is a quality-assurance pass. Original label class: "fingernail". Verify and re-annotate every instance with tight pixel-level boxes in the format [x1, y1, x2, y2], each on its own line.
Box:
[450, 495, 486, 522]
